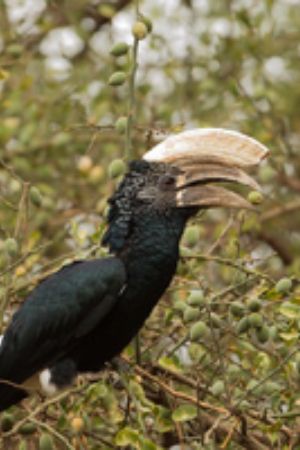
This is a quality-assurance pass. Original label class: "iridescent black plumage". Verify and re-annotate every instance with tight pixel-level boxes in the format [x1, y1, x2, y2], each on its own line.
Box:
[0, 155, 259, 411]
[0, 161, 193, 411]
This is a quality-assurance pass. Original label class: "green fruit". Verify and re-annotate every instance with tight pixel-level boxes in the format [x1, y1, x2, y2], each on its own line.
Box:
[4, 237, 19, 257]
[108, 71, 127, 86]
[39, 433, 54, 450]
[263, 381, 281, 395]
[236, 317, 250, 334]
[256, 325, 269, 344]
[278, 344, 289, 358]
[108, 159, 126, 179]
[247, 379, 264, 396]
[227, 364, 239, 378]
[248, 191, 263, 204]
[174, 300, 187, 312]
[52, 131, 71, 147]
[110, 42, 129, 57]
[275, 277, 292, 294]
[115, 116, 128, 134]
[247, 297, 262, 312]
[183, 226, 199, 247]
[210, 380, 225, 396]
[29, 186, 42, 207]
[6, 43, 23, 58]
[184, 306, 200, 323]
[259, 165, 276, 183]
[210, 313, 222, 328]
[239, 400, 251, 412]
[269, 325, 279, 342]
[187, 291, 205, 307]
[98, 5, 116, 18]
[1, 413, 14, 432]
[132, 21, 148, 40]
[249, 313, 263, 329]
[139, 15, 153, 32]
[19, 423, 36, 435]
[230, 301, 245, 318]
[190, 321, 209, 341]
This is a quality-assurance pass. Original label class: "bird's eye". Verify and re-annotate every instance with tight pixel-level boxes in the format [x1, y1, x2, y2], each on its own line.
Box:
[158, 174, 176, 190]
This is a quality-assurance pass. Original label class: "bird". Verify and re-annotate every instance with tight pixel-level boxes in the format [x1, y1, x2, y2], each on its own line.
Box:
[0, 128, 269, 412]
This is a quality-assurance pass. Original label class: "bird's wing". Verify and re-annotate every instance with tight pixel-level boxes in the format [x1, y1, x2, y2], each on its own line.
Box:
[0, 257, 126, 384]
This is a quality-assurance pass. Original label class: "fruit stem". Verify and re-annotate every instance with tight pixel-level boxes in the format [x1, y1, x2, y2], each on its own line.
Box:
[125, 0, 140, 160]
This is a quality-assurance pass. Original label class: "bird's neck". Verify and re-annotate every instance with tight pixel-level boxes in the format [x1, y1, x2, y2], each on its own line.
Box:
[118, 211, 187, 300]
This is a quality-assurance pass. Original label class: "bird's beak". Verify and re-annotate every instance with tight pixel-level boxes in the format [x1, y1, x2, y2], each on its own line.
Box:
[143, 128, 269, 210]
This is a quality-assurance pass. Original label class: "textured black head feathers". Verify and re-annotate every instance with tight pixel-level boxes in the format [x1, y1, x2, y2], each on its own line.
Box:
[102, 161, 150, 253]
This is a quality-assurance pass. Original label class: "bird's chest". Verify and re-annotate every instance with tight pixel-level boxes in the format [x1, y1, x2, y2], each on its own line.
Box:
[119, 247, 177, 320]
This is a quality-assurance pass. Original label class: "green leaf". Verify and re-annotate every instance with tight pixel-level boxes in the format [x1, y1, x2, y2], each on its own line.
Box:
[155, 417, 174, 432]
[115, 427, 140, 447]
[158, 356, 182, 373]
[140, 438, 162, 450]
[279, 302, 300, 320]
[279, 330, 299, 343]
[172, 405, 198, 422]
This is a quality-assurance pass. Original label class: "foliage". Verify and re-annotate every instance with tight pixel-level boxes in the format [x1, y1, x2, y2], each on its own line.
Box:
[1, 0, 300, 448]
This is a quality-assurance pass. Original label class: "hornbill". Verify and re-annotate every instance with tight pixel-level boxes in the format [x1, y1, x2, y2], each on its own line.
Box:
[0, 129, 268, 411]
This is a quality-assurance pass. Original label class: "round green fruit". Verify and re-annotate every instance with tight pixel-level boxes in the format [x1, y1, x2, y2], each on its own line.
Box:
[230, 301, 245, 318]
[6, 43, 23, 58]
[210, 313, 222, 328]
[183, 226, 199, 247]
[1, 413, 14, 432]
[108, 71, 127, 86]
[52, 131, 71, 147]
[210, 380, 225, 396]
[256, 325, 269, 344]
[184, 306, 200, 323]
[275, 277, 292, 294]
[132, 21, 148, 40]
[108, 159, 126, 179]
[269, 325, 279, 342]
[187, 291, 205, 307]
[239, 400, 251, 412]
[236, 317, 250, 334]
[139, 15, 153, 32]
[19, 423, 36, 435]
[29, 186, 42, 207]
[174, 300, 187, 312]
[115, 116, 128, 134]
[190, 321, 209, 341]
[39, 433, 54, 450]
[247, 297, 262, 312]
[110, 42, 129, 57]
[249, 312, 263, 329]
[248, 191, 263, 204]
[4, 237, 19, 258]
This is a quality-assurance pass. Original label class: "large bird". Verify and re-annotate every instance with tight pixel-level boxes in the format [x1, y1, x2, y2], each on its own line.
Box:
[0, 129, 268, 411]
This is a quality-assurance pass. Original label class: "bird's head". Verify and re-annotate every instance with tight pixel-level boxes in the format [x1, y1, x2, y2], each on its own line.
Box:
[102, 128, 269, 253]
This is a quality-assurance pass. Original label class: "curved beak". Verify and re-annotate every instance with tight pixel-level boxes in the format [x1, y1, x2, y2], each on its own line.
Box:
[143, 128, 269, 210]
